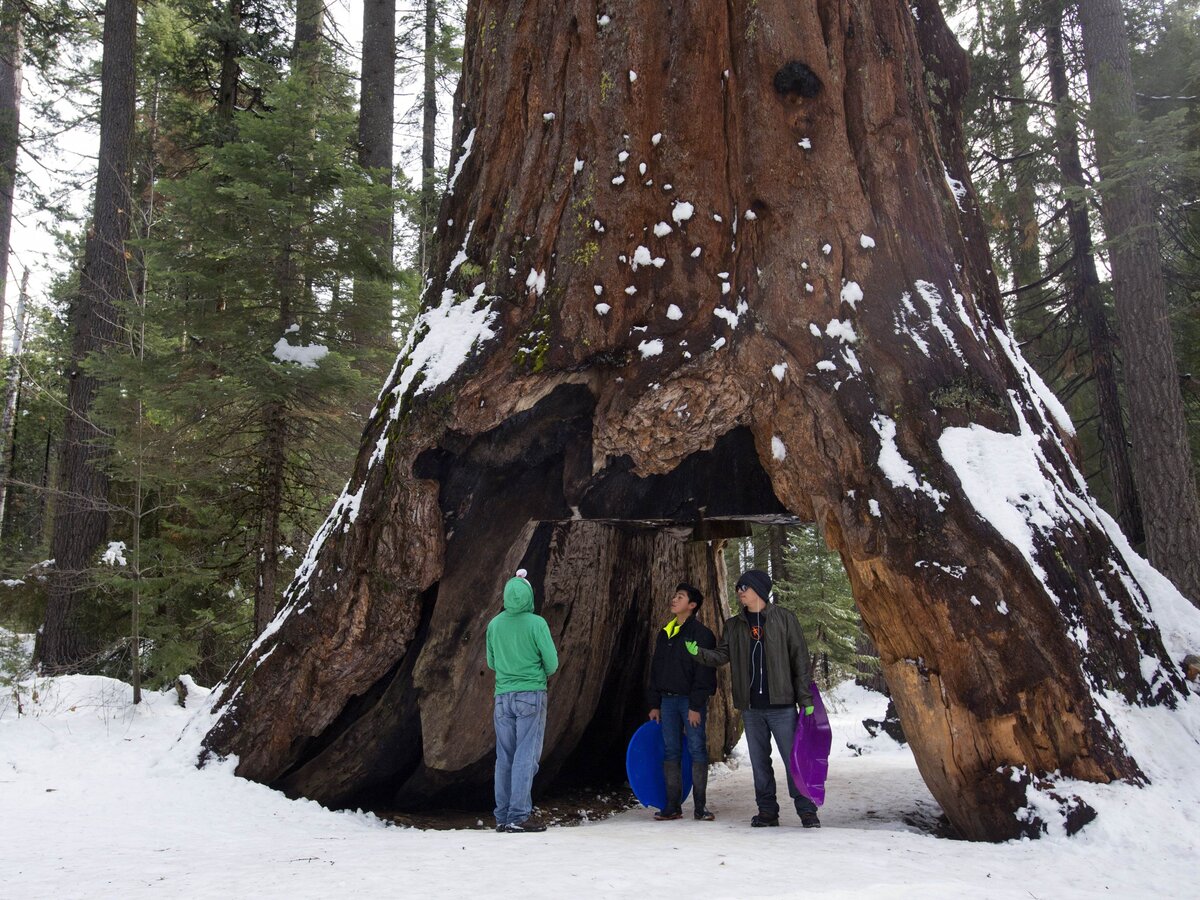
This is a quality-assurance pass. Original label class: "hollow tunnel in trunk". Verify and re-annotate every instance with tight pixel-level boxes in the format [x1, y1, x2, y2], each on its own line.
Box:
[266, 385, 807, 813]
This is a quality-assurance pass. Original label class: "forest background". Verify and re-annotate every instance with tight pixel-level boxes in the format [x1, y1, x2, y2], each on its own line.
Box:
[0, 0, 1196, 699]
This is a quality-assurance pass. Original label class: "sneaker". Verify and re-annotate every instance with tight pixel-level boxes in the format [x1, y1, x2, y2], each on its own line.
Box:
[694, 807, 715, 821]
[750, 813, 779, 827]
[800, 812, 821, 829]
[654, 808, 683, 821]
[504, 819, 547, 833]
[495, 823, 506, 833]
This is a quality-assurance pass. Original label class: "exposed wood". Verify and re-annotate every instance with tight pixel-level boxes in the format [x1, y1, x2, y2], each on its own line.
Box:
[203, 0, 1189, 841]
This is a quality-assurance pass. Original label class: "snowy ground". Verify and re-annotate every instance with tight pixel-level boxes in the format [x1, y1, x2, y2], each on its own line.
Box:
[2, 673, 1198, 899]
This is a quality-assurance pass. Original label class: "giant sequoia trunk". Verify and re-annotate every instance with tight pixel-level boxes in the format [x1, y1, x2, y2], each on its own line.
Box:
[201, 0, 1191, 841]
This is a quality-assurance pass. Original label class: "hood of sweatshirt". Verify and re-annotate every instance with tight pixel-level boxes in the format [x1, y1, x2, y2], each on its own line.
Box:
[502, 576, 534, 614]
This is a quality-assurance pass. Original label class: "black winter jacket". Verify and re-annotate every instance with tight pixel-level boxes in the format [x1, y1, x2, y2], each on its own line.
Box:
[647, 615, 717, 712]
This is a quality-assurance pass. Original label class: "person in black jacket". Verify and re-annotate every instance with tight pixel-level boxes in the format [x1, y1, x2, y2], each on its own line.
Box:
[647, 582, 718, 821]
[688, 568, 821, 829]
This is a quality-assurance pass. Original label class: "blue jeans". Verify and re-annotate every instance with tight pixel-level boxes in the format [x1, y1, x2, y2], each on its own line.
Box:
[493, 690, 548, 826]
[660, 694, 707, 764]
[743, 706, 817, 817]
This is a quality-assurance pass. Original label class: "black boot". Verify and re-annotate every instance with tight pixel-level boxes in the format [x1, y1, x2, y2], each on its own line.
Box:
[655, 761, 683, 820]
[692, 761, 714, 820]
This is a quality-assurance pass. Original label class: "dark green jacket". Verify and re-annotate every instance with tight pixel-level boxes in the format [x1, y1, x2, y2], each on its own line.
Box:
[694, 603, 813, 710]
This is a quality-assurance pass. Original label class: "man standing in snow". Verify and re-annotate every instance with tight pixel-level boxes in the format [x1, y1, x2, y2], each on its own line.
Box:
[646, 582, 718, 821]
[486, 568, 559, 833]
[688, 568, 821, 828]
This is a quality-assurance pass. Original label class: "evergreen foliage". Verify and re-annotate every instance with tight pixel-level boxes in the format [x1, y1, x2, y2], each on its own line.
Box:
[724, 525, 871, 691]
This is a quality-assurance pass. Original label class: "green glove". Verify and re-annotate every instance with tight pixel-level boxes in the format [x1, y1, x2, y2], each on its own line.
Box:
[685, 640, 698, 656]
[803, 705, 815, 716]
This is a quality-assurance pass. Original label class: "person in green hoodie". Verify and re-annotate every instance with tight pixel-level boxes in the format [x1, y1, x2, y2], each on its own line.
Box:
[486, 568, 559, 833]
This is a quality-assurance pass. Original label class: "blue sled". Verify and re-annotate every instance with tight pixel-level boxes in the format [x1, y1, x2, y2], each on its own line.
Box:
[626, 720, 693, 810]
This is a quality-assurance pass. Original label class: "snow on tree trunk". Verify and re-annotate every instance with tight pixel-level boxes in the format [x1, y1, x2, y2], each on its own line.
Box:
[201, 0, 1191, 841]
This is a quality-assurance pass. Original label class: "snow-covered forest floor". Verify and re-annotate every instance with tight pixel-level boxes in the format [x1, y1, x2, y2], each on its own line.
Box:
[2, 670, 1197, 898]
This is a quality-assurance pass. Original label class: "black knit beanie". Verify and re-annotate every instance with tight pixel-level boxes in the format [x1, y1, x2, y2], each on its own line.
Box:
[735, 569, 772, 603]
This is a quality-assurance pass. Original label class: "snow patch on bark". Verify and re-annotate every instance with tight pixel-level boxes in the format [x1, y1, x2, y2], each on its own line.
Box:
[672, 202, 694, 223]
[912, 280, 964, 361]
[825, 319, 858, 343]
[447, 128, 476, 194]
[391, 284, 499, 407]
[993, 327, 1076, 436]
[871, 415, 947, 511]
[943, 164, 968, 210]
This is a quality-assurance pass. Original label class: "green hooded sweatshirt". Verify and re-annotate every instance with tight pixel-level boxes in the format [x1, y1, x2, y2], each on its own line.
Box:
[485, 576, 559, 695]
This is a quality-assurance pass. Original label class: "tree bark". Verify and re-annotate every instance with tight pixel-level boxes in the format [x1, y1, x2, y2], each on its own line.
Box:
[291, 0, 325, 74]
[215, 0, 242, 136]
[37, 0, 137, 671]
[1045, 14, 1143, 547]
[202, 0, 1190, 841]
[0, 266, 27, 531]
[351, 0, 396, 350]
[0, 0, 21, 338]
[418, 0, 438, 277]
[1078, 0, 1200, 604]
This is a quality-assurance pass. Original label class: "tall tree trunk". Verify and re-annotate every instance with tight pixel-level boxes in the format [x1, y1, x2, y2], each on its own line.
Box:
[352, 0, 396, 350]
[419, 0, 438, 276]
[291, 0, 325, 73]
[1045, 15, 1143, 546]
[201, 0, 1191, 841]
[0, 266, 27, 531]
[1078, 0, 1200, 606]
[254, 401, 287, 635]
[767, 524, 788, 583]
[37, 0, 138, 671]
[250, 0, 324, 634]
[215, 0, 242, 137]
[995, 0, 1041, 290]
[0, 0, 22, 338]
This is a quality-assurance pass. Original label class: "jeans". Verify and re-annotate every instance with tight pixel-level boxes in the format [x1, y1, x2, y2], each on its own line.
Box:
[743, 706, 817, 818]
[493, 690, 548, 826]
[660, 694, 707, 764]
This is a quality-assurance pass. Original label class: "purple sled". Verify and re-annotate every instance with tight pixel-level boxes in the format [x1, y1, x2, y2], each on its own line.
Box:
[788, 681, 833, 806]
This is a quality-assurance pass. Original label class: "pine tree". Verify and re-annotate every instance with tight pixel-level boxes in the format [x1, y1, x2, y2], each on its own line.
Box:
[135, 55, 395, 639]
[771, 526, 871, 690]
